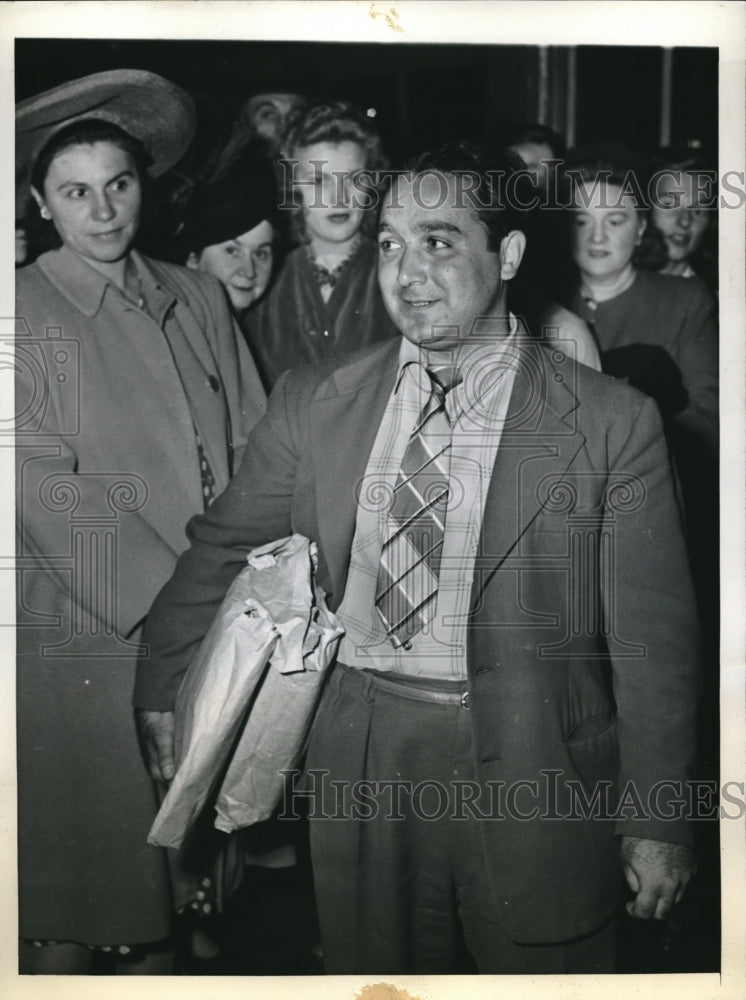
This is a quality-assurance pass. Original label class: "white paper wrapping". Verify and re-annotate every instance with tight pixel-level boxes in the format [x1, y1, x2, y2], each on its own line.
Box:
[148, 534, 343, 850]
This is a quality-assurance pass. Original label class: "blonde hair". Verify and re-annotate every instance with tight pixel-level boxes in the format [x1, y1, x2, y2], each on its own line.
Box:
[283, 100, 387, 245]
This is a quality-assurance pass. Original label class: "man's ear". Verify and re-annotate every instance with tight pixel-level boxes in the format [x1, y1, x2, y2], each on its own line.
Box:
[30, 186, 51, 221]
[636, 216, 647, 247]
[186, 251, 200, 270]
[499, 230, 526, 280]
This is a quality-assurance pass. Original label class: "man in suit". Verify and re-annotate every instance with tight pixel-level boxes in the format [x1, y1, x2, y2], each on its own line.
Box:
[135, 142, 699, 974]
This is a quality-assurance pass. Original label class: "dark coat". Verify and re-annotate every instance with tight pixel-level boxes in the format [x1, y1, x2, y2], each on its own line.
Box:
[571, 270, 718, 454]
[241, 239, 399, 391]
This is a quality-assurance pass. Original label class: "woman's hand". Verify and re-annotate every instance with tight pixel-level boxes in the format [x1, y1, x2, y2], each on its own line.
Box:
[134, 709, 176, 784]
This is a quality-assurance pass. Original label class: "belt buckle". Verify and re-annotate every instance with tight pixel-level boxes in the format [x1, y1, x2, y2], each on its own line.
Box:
[460, 690, 470, 710]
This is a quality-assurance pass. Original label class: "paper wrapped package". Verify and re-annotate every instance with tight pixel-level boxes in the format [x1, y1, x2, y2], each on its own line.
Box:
[214, 574, 342, 832]
[148, 534, 344, 850]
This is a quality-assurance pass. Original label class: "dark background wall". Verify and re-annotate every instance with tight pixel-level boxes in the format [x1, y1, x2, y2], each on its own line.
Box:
[16, 39, 718, 162]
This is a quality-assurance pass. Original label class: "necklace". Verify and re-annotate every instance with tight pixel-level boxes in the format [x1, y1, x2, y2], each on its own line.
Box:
[580, 267, 637, 309]
[307, 235, 363, 290]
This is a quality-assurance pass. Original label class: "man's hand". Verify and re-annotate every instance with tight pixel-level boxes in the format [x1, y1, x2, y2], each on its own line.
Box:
[620, 835, 697, 920]
[134, 709, 176, 784]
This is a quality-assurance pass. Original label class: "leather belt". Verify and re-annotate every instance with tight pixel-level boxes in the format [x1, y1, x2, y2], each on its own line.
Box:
[339, 663, 471, 709]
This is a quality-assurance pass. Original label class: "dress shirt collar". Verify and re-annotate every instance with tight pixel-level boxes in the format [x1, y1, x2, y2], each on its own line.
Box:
[395, 314, 521, 402]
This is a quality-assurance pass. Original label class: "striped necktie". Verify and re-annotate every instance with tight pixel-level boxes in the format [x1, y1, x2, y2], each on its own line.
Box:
[375, 366, 459, 649]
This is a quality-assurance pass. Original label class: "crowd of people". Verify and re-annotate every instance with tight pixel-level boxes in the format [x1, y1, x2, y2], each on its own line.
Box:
[14, 67, 718, 976]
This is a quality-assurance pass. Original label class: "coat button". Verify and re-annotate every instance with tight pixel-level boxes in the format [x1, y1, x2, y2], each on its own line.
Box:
[208, 375, 220, 392]
[461, 691, 470, 710]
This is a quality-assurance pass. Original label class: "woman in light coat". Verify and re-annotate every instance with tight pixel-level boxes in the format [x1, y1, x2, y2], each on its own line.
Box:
[15, 69, 265, 974]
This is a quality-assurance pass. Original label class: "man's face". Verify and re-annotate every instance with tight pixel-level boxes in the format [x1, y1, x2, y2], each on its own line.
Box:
[244, 93, 302, 150]
[377, 172, 523, 350]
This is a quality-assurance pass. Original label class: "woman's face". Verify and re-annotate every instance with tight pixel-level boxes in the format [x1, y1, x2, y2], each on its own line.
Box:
[292, 140, 367, 251]
[570, 181, 645, 281]
[189, 219, 274, 314]
[651, 171, 710, 264]
[32, 141, 141, 267]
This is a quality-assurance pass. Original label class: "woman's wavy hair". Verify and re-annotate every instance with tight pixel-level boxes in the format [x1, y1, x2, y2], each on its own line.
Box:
[650, 145, 718, 291]
[281, 99, 388, 244]
[561, 141, 668, 273]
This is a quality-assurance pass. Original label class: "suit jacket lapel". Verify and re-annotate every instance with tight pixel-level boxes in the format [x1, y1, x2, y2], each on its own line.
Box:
[308, 336, 586, 610]
[310, 340, 401, 603]
[471, 340, 587, 609]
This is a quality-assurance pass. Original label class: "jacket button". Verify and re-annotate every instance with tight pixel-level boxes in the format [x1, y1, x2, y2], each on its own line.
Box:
[208, 375, 220, 392]
[461, 691, 470, 710]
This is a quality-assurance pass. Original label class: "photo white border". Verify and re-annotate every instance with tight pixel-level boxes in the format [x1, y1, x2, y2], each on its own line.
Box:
[1, 3, 743, 999]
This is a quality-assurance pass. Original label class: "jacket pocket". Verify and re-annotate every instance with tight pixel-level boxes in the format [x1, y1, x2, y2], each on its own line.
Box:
[566, 712, 616, 744]
[565, 715, 619, 801]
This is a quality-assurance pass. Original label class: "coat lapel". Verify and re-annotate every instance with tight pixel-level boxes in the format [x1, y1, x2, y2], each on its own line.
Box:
[308, 336, 586, 611]
[310, 340, 401, 602]
[138, 252, 222, 378]
[471, 339, 587, 609]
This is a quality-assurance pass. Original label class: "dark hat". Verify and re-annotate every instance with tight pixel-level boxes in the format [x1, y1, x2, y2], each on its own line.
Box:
[180, 149, 278, 252]
[16, 68, 196, 211]
[241, 67, 315, 102]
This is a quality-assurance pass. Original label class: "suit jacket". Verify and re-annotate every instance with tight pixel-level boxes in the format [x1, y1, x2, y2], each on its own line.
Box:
[136, 335, 700, 944]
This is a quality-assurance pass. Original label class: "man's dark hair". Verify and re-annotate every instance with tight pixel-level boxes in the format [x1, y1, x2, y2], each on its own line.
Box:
[403, 140, 529, 253]
[500, 122, 566, 159]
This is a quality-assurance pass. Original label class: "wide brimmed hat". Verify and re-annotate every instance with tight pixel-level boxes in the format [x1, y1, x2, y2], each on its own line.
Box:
[16, 68, 196, 214]
[180, 147, 278, 252]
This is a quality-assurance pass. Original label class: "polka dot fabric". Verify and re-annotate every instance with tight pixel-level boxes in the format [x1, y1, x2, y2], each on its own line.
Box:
[195, 432, 217, 508]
